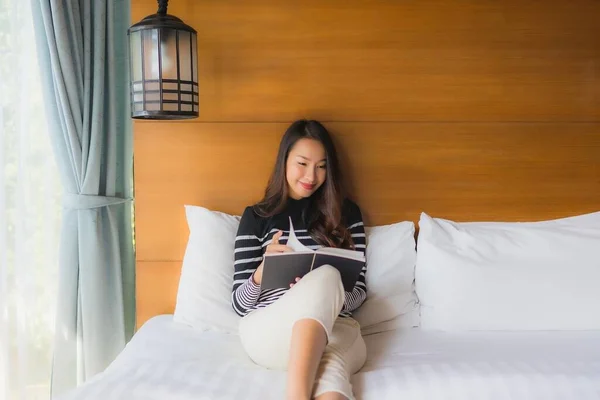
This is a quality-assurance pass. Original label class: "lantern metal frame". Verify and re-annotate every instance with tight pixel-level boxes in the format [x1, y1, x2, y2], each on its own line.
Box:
[128, 0, 199, 120]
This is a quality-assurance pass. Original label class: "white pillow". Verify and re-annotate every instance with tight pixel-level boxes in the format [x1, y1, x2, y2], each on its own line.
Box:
[174, 205, 418, 334]
[415, 211, 600, 331]
[173, 206, 241, 333]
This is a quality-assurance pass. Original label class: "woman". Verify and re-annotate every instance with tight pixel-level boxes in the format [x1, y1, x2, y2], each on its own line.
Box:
[231, 120, 367, 400]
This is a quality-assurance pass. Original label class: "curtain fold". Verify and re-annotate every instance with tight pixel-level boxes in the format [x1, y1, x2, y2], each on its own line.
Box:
[30, 0, 135, 396]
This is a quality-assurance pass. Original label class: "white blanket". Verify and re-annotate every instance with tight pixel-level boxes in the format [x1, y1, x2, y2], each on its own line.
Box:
[59, 315, 600, 400]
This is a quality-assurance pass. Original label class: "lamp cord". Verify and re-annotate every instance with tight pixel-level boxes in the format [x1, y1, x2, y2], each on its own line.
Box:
[157, 0, 168, 15]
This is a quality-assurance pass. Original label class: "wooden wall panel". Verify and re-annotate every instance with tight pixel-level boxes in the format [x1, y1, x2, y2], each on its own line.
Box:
[132, 0, 600, 328]
[136, 262, 181, 326]
[132, 0, 600, 122]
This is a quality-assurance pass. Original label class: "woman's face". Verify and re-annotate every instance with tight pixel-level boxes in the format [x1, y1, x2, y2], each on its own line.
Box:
[286, 138, 327, 200]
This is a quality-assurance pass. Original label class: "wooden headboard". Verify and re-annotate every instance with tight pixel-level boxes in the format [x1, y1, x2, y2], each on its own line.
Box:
[132, 0, 600, 328]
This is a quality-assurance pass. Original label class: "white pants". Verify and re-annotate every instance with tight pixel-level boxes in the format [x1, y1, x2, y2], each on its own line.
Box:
[239, 265, 367, 399]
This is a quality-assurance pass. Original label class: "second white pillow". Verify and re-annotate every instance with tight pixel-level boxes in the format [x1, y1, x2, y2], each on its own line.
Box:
[415, 211, 600, 331]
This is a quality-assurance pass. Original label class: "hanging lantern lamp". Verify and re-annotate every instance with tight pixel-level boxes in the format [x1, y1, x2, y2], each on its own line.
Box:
[128, 0, 199, 119]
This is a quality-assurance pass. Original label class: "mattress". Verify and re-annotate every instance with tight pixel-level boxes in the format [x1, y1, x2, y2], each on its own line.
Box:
[59, 315, 600, 400]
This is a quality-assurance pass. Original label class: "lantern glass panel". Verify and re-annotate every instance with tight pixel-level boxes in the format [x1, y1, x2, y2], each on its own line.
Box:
[161, 29, 178, 80]
[192, 33, 198, 82]
[143, 29, 159, 80]
[178, 31, 191, 82]
[130, 31, 143, 82]
[163, 103, 179, 111]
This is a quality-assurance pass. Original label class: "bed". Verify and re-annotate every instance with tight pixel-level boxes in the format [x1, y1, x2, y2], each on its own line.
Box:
[59, 205, 600, 400]
[59, 315, 600, 399]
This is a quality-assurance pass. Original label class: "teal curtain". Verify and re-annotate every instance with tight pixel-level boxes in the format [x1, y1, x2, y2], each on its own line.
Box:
[30, 1, 135, 396]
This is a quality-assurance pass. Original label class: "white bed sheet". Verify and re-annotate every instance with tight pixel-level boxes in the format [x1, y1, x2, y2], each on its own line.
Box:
[59, 315, 600, 400]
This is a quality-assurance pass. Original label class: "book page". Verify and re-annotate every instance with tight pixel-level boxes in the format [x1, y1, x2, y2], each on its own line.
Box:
[286, 217, 313, 252]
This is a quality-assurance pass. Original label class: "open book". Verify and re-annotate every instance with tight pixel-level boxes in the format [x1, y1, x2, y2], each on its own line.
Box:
[260, 218, 365, 292]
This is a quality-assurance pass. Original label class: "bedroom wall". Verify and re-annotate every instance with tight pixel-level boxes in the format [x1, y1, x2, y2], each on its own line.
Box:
[131, 0, 600, 327]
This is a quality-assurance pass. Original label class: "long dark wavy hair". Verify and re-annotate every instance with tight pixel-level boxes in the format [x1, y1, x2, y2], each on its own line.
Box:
[254, 120, 354, 249]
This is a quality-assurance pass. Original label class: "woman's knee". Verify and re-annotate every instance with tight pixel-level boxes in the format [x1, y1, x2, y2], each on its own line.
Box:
[317, 265, 344, 296]
[311, 265, 342, 287]
[301, 265, 344, 301]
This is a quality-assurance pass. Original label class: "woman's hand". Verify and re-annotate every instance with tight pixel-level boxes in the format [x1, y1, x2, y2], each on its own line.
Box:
[289, 277, 301, 288]
[251, 230, 293, 285]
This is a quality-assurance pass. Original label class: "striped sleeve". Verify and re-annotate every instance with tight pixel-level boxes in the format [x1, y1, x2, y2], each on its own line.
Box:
[231, 206, 264, 316]
[341, 200, 367, 315]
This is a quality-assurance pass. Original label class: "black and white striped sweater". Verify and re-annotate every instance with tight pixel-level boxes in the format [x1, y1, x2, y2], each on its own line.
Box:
[232, 197, 367, 318]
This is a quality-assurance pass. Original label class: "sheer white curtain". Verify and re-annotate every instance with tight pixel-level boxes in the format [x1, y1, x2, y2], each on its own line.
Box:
[0, 1, 62, 399]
